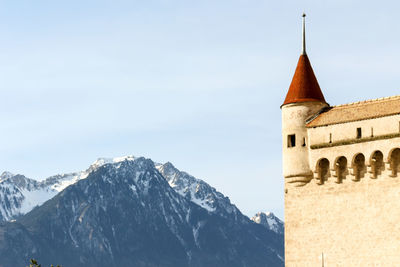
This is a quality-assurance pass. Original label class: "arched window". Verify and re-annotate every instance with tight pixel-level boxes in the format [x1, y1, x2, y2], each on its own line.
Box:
[316, 158, 330, 185]
[335, 156, 347, 183]
[370, 151, 384, 178]
[389, 148, 400, 177]
[352, 153, 365, 181]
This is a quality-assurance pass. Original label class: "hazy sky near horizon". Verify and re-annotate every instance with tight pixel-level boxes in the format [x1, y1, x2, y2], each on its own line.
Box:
[0, 0, 399, 220]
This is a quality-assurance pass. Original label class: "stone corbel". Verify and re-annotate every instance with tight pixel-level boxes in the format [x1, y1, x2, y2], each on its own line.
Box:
[385, 161, 391, 170]
[331, 166, 338, 177]
[366, 164, 372, 174]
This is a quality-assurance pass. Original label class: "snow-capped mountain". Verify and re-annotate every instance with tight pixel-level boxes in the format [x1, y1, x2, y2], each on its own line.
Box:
[0, 156, 136, 221]
[0, 155, 253, 224]
[251, 212, 284, 235]
[0, 156, 284, 267]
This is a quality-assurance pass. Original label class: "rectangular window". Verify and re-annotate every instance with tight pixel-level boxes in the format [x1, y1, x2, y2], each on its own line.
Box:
[329, 133, 332, 143]
[371, 127, 374, 137]
[288, 134, 296, 147]
[356, 128, 362, 139]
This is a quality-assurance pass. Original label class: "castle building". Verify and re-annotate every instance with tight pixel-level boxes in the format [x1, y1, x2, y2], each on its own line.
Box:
[282, 14, 400, 266]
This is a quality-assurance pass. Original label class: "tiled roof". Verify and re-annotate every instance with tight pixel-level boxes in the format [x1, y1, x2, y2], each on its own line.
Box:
[282, 54, 326, 106]
[307, 95, 400, 127]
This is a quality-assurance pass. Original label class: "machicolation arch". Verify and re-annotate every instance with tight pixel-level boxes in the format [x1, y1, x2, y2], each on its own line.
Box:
[334, 156, 347, 183]
[313, 148, 400, 184]
[316, 158, 330, 185]
[370, 150, 384, 178]
[389, 148, 400, 177]
[352, 153, 366, 181]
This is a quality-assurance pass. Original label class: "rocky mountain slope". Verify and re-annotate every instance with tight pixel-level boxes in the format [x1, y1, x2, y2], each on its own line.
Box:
[251, 212, 284, 235]
[0, 156, 284, 266]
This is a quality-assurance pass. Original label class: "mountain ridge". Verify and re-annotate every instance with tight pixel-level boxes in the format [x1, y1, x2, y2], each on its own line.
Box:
[0, 155, 283, 232]
[0, 156, 284, 266]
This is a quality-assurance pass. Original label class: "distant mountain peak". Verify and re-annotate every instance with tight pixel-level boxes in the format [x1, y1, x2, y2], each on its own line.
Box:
[162, 161, 177, 169]
[251, 212, 284, 234]
[90, 155, 136, 169]
[0, 171, 15, 181]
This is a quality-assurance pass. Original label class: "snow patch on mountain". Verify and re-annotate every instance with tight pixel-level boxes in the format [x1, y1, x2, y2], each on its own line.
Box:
[251, 212, 284, 234]
[18, 187, 57, 214]
[90, 156, 136, 170]
[156, 162, 233, 214]
[0, 181, 22, 221]
[0, 171, 15, 182]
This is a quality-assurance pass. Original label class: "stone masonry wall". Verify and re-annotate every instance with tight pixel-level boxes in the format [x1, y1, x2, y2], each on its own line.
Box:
[285, 170, 400, 266]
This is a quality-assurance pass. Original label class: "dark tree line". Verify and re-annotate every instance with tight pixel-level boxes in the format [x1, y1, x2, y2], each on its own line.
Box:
[28, 259, 61, 267]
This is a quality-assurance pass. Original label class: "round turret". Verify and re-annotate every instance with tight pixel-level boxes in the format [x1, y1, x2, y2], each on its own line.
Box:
[281, 14, 328, 186]
[282, 101, 327, 186]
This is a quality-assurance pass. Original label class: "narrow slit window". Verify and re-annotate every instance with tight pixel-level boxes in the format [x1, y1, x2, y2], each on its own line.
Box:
[329, 133, 332, 143]
[356, 128, 362, 139]
[302, 137, 306, 147]
[371, 127, 374, 137]
[288, 134, 296, 148]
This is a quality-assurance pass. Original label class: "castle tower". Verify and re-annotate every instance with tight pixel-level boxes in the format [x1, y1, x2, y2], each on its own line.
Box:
[283, 13, 400, 267]
[281, 14, 328, 186]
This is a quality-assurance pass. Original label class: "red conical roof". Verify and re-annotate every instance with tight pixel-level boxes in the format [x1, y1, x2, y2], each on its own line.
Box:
[282, 54, 326, 106]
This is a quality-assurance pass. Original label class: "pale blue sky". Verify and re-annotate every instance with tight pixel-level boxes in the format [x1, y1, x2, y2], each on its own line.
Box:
[0, 0, 399, 219]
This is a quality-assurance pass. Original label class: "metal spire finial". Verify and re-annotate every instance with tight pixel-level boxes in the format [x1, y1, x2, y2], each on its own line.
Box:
[302, 13, 306, 55]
